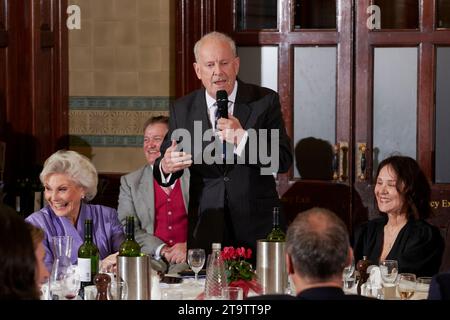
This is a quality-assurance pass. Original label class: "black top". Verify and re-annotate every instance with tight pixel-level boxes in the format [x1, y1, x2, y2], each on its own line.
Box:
[297, 287, 375, 300]
[353, 216, 444, 277]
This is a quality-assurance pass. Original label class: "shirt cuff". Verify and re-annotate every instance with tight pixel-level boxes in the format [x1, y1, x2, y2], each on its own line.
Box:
[159, 161, 172, 183]
[234, 130, 248, 157]
[155, 243, 166, 260]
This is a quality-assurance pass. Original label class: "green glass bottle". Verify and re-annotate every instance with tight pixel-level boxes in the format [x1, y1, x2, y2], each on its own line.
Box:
[266, 207, 286, 242]
[119, 216, 141, 257]
[78, 219, 99, 299]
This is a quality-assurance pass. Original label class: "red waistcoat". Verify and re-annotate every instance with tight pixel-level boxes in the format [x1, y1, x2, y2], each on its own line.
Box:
[153, 179, 187, 246]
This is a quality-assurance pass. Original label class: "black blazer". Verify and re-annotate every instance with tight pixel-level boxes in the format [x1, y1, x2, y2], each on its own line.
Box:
[428, 272, 450, 300]
[246, 287, 375, 300]
[154, 80, 293, 255]
[353, 216, 444, 277]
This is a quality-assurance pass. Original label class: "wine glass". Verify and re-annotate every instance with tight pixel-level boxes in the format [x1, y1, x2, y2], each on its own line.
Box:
[61, 265, 81, 300]
[398, 273, 416, 300]
[187, 248, 206, 282]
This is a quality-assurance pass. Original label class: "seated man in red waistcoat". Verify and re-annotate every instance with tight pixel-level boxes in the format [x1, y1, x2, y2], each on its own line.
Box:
[118, 116, 190, 273]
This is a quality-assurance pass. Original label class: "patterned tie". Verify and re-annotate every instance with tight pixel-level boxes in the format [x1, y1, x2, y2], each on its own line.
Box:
[214, 104, 220, 130]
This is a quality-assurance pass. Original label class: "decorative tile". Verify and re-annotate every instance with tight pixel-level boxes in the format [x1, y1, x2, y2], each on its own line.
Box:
[69, 96, 172, 110]
[70, 135, 144, 147]
[69, 110, 169, 135]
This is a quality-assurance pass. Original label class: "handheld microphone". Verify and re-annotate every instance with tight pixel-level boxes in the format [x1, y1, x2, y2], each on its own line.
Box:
[216, 90, 228, 160]
[216, 90, 228, 119]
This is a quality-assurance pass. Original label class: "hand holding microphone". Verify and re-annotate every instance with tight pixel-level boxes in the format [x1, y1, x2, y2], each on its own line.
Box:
[215, 90, 245, 146]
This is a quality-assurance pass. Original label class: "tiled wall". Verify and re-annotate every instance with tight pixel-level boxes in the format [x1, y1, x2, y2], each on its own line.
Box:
[68, 0, 175, 173]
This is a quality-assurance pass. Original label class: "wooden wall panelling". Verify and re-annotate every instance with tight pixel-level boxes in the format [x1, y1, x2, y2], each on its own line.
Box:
[1, 0, 68, 209]
[0, 0, 8, 140]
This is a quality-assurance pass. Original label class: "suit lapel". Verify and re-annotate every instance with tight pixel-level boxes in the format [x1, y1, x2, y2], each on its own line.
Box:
[137, 165, 154, 223]
[191, 90, 211, 130]
[233, 81, 251, 129]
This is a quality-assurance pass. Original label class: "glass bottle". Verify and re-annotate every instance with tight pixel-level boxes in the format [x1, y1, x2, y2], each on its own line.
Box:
[204, 243, 227, 300]
[266, 207, 286, 241]
[119, 216, 141, 257]
[78, 219, 99, 299]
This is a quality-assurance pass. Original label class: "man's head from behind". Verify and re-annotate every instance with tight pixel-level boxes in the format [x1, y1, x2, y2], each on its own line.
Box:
[286, 207, 350, 290]
[143, 116, 169, 165]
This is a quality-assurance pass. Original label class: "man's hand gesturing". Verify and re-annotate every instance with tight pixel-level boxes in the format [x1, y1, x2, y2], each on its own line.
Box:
[161, 140, 192, 174]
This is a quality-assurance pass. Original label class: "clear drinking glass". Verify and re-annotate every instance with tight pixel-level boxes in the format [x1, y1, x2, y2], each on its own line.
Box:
[49, 235, 73, 300]
[187, 248, 206, 282]
[379, 260, 398, 285]
[398, 273, 416, 300]
[61, 265, 80, 300]
[222, 287, 243, 300]
[342, 258, 356, 293]
[416, 276, 432, 293]
[108, 280, 128, 300]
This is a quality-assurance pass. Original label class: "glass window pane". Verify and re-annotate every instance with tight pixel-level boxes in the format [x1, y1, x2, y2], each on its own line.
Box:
[294, 0, 336, 29]
[435, 47, 450, 183]
[237, 46, 278, 92]
[373, 48, 417, 172]
[373, 0, 419, 29]
[293, 47, 337, 179]
[437, 0, 450, 28]
[236, 0, 278, 31]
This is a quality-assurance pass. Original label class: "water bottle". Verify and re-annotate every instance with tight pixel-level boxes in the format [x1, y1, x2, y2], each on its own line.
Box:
[204, 243, 227, 300]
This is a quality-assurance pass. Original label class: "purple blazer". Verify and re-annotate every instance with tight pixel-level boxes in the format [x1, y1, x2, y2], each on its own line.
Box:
[26, 203, 125, 272]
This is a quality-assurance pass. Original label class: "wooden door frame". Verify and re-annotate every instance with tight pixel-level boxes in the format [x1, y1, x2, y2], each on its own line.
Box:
[0, 0, 68, 202]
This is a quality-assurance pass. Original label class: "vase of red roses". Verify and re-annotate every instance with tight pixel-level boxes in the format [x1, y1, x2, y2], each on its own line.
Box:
[220, 246, 262, 298]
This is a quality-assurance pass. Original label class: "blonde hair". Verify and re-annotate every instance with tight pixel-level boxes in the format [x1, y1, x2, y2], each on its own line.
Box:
[40, 150, 98, 201]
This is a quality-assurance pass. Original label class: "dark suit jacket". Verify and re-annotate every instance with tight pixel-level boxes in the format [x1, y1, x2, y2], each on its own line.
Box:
[154, 80, 292, 256]
[246, 287, 375, 300]
[428, 272, 450, 300]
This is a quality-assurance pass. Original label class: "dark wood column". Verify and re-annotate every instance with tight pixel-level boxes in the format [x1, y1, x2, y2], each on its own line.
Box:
[176, 0, 217, 97]
[0, 0, 68, 205]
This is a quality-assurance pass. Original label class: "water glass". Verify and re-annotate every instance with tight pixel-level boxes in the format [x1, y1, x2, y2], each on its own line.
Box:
[83, 285, 97, 300]
[108, 280, 128, 300]
[416, 276, 432, 293]
[160, 288, 183, 300]
[379, 260, 398, 285]
[222, 287, 243, 300]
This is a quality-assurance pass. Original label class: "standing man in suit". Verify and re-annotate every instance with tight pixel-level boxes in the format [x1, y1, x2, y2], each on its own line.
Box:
[153, 32, 292, 259]
[118, 116, 189, 273]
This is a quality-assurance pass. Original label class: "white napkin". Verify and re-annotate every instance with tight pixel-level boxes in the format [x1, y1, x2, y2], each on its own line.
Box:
[361, 265, 383, 298]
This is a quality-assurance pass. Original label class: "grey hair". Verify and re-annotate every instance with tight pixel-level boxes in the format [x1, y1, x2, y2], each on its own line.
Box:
[39, 150, 98, 201]
[286, 207, 349, 280]
[193, 31, 237, 62]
